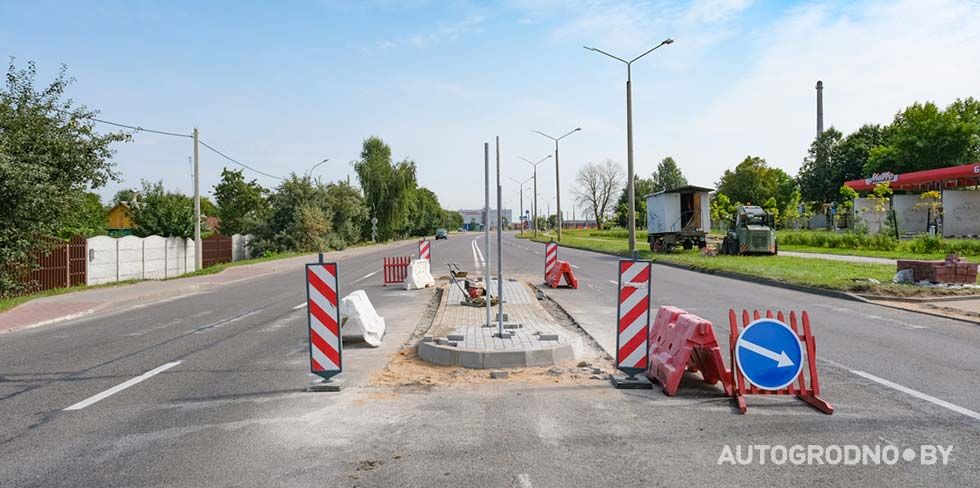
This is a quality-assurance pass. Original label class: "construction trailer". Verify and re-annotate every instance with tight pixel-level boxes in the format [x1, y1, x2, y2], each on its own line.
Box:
[646, 185, 713, 252]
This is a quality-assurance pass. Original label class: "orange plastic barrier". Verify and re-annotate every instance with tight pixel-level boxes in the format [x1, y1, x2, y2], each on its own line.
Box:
[546, 260, 578, 289]
[646, 306, 731, 396]
[728, 309, 834, 414]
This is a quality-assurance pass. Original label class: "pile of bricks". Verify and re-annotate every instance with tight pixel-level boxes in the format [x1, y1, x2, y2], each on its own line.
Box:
[897, 254, 978, 284]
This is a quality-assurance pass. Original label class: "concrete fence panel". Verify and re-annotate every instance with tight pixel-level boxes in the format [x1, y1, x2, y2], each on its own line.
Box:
[853, 198, 883, 234]
[143, 235, 167, 280]
[892, 194, 929, 235]
[117, 235, 144, 281]
[943, 190, 980, 237]
[86, 236, 117, 285]
[165, 237, 183, 278]
[83, 234, 251, 286]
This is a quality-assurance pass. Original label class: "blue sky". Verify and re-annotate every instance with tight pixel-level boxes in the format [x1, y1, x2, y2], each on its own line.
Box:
[3, 0, 979, 215]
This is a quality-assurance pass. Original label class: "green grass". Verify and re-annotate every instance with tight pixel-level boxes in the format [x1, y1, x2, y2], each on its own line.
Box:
[518, 229, 904, 293]
[171, 251, 305, 279]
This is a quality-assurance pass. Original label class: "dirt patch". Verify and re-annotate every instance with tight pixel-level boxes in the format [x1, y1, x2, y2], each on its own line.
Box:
[368, 347, 615, 388]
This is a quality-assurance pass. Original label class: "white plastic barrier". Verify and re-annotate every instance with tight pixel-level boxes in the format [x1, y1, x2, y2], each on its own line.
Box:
[404, 259, 435, 291]
[340, 290, 386, 347]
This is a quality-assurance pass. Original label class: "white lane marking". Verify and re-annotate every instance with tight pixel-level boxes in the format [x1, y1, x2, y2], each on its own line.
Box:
[471, 239, 481, 270]
[353, 269, 380, 283]
[569, 264, 580, 269]
[193, 308, 263, 333]
[517, 473, 533, 488]
[851, 369, 980, 421]
[64, 361, 182, 411]
[471, 238, 486, 269]
[608, 280, 618, 285]
[292, 303, 306, 310]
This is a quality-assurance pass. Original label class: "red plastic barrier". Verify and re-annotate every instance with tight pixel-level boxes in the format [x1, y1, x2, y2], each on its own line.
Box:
[546, 260, 578, 289]
[728, 309, 834, 414]
[383, 256, 411, 286]
[646, 306, 731, 396]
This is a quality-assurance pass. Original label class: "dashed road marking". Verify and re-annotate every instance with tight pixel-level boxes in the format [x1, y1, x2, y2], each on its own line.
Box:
[353, 269, 380, 284]
[292, 303, 306, 310]
[851, 369, 980, 421]
[64, 361, 182, 411]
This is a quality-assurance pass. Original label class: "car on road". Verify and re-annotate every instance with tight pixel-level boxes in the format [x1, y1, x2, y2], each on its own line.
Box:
[435, 228, 448, 240]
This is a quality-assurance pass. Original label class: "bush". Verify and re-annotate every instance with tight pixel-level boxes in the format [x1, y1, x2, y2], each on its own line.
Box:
[776, 230, 898, 251]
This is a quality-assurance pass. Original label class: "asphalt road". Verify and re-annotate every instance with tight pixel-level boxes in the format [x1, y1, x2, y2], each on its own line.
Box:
[1, 231, 978, 487]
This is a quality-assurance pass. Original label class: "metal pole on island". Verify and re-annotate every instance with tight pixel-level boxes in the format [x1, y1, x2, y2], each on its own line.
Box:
[484, 142, 492, 328]
[496, 136, 505, 338]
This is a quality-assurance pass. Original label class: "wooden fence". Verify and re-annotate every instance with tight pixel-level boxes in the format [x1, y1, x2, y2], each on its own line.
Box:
[5, 235, 87, 296]
[202, 234, 233, 268]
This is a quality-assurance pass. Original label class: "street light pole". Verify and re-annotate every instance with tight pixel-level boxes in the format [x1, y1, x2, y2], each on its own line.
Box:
[532, 128, 581, 242]
[510, 176, 533, 236]
[306, 158, 330, 179]
[193, 127, 202, 271]
[585, 38, 673, 257]
[520, 155, 551, 238]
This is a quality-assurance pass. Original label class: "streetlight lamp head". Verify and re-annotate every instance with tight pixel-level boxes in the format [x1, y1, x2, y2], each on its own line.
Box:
[574, 127, 582, 131]
[664, 38, 674, 45]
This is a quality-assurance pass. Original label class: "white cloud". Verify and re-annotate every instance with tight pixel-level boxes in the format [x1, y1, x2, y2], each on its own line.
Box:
[677, 0, 980, 184]
[377, 14, 487, 50]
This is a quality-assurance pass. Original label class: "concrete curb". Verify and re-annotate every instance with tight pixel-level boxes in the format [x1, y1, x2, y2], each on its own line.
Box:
[417, 339, 576, 369]
[522, 236, 980, 325]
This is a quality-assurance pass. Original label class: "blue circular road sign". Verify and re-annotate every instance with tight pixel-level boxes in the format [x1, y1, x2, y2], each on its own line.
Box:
[734, 318, 804, 390]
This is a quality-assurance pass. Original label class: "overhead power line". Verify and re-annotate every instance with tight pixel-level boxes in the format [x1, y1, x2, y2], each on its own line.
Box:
[198, 139, 285, 181]
[62, 109, 285, 180]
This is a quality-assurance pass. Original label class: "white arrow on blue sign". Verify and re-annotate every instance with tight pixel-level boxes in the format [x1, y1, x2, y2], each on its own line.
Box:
[734, 318, 804, 390]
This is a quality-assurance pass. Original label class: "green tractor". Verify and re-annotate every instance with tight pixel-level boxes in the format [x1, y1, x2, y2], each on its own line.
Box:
[721, 206, 777, 255]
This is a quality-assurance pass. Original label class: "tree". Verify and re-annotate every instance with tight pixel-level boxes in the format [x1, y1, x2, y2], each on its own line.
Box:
[797, 127, 844, 203]
[354, 137, 417, 241]
[405, 187, 444, 236]
[864, 101, 980, 174]
[716, 156, 796, 210]
[59, 192, 107, 237]
[836, 124, 889, 183]
[250, 174, 336, 254]
[441, 210, 464, 230]
[213, 168, 268, 235]
[324, 181, 368, 249]
[651, 157, 687, 192]
[710, 193, 736, 228]
[129, 181, 195, 238]
[1, 61, 129, 295]
[614, 175, 656, 228]
[573, 159, 623, 230]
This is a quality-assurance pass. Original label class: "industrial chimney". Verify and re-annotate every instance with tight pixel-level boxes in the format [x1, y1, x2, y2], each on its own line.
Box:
[816, 80, 824, 138]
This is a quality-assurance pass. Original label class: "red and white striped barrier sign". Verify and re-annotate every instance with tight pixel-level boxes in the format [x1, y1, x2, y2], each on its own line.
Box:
[419, 239, 431, 261]
[306, 262, 342, 379]
[545, 241, 558, 280]
[616, 259, 652, 375]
